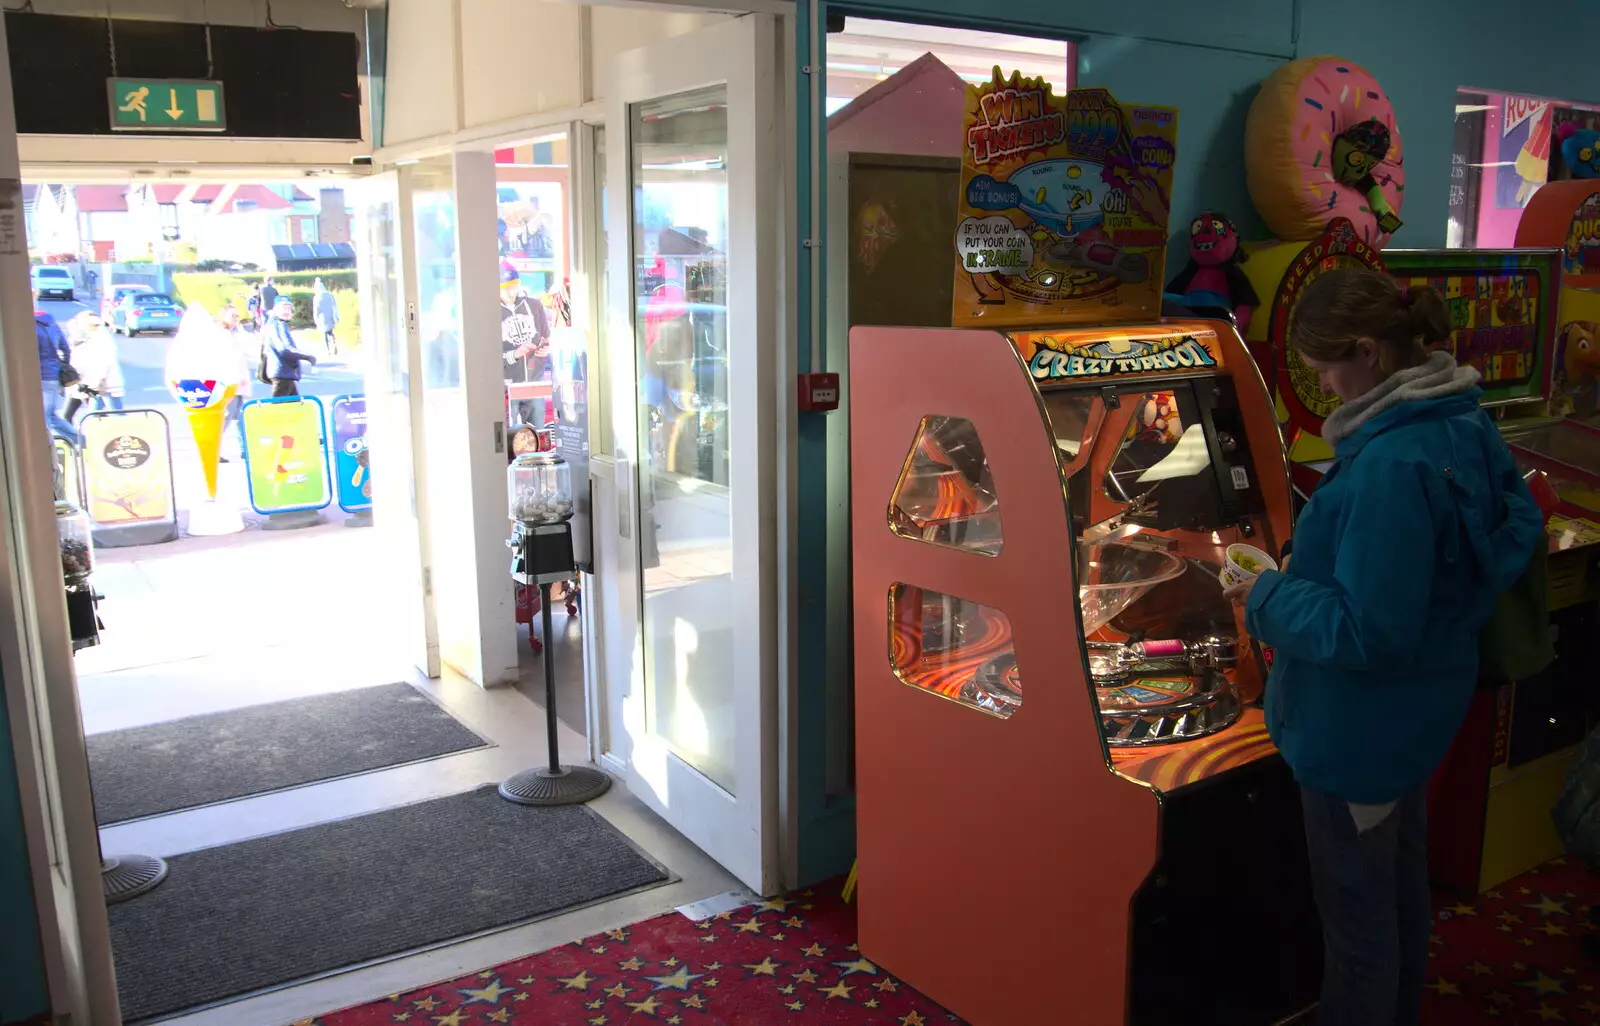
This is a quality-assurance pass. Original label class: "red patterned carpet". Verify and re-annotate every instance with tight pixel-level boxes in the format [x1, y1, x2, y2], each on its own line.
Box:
[306, 860, 1600, 1026]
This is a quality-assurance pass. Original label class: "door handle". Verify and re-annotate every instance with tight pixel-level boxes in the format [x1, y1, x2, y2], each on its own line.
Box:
[616, 451, 632, 540]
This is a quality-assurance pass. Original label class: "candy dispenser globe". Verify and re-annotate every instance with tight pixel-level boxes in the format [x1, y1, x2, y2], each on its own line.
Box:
[507, 451, 573, 524]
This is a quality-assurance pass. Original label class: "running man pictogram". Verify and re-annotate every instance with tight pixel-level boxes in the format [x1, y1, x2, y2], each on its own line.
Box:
[118, 86, 150, 122]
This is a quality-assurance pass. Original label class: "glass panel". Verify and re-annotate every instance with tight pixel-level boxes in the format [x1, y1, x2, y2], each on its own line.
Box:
[1040, 392, 1096, 464]
[592, 124, 613, 459]
[889, 583, 1019, 719]
[633, 87, 736, 793]
[1102, 391, 1210, 506]
[889, 415, 1001, 554]
[412, 164, 462, 390]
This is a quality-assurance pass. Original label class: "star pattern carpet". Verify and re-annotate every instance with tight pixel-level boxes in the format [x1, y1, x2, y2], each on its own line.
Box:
[308, 859, 1600, 1025]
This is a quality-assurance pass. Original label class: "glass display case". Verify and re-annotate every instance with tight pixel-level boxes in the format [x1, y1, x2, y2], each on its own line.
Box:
[1502, 419, 1600, 515]
[507, 451, 573, 523]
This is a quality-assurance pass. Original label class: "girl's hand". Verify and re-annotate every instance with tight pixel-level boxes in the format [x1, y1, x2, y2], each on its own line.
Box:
[1224, 576, 1258, 605]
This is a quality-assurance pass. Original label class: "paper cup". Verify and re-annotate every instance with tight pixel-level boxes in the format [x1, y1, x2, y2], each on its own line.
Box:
[1218, 543, 1277, 588]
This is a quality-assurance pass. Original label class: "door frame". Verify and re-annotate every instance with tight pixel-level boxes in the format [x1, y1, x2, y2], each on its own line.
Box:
[599, 12, 786, 894]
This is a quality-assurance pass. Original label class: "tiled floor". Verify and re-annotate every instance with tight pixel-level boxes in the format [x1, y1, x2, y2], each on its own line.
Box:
[80, 522, 740, 1026]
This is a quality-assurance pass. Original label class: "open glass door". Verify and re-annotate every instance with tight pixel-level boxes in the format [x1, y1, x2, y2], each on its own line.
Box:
[602, 13, 781, 893]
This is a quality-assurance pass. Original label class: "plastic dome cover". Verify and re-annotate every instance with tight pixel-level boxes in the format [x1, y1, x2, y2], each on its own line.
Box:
[1078, 539, 1186, 635]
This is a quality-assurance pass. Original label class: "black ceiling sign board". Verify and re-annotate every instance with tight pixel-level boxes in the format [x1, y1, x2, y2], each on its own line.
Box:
[5, 12, 362, 140]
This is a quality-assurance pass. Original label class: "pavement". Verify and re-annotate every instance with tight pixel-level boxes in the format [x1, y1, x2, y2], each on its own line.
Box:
[42, 296, 367, 519]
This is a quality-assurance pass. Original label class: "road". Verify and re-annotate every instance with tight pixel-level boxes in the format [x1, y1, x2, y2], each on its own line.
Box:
[39, 297, 366, 413]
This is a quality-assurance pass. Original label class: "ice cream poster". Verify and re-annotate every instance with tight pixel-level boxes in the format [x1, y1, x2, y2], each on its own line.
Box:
[240, 397, 332, 515]
[952, 73, 1178, 328]
[1496, 96, 1552, 210]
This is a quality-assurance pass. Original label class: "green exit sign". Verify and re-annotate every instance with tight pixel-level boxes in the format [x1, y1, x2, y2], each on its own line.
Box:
[107, 79, 226, 132]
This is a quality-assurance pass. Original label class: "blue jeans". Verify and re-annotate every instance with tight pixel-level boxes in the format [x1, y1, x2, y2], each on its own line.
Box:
[41, 383, 77, 442]
[1301, 783, 1431, 1026]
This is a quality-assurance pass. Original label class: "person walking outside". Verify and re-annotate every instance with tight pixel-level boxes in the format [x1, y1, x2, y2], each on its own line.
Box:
[35, 310, 78, 442]
[1226, 267, 1543, 1025]
[259, 276, 279, 319]
[61, 311, 125, 425]
[217, 303, 252, 459]
[312, 277, 340, 356]
[263, 295, 315, 397]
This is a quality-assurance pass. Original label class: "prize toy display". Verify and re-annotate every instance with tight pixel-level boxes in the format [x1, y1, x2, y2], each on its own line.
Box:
[164, 304, 243, 536]
[1163, 211, 1260, 331]
[1245, 56, 1405, 246]
[1557, 121, 1600, 180]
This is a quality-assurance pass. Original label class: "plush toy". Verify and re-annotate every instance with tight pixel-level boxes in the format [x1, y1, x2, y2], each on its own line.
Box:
[1164, 212, 1260, 333]
[1333, 120, 1403, 234]
[1558, 122, 1600, 179]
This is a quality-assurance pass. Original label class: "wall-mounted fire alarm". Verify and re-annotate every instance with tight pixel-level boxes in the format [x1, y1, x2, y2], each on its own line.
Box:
[797, 372, 840, 412]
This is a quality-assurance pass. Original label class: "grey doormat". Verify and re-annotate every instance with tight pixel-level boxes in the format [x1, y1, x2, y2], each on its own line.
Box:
[89, 683, 491, 824]
[108, 785, 671, 1023]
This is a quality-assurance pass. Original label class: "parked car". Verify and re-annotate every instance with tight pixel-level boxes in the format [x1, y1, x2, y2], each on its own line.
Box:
[30, 265, 74, 301]
[101, 284, 151, 323]
[115, 292, 183, 336]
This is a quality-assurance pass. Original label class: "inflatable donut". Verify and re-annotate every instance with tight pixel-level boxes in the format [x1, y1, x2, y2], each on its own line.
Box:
[1245, 56, 1405, 246]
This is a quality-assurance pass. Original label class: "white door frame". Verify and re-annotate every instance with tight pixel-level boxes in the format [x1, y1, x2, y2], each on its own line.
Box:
[599, 12, 784, 894]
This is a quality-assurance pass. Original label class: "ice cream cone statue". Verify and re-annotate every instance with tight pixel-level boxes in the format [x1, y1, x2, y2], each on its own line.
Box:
[165, 304, 244, 536]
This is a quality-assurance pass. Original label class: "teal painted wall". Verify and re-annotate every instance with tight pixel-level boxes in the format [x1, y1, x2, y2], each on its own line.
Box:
[0, 671, 50, 1025]
[796, 0, 1600, 885]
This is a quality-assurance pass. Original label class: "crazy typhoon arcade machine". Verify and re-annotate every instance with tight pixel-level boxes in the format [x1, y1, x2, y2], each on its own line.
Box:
[850, 74, 1319, 1026]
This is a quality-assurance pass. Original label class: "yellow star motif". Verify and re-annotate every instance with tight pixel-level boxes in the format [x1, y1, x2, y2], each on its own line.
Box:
[706, 962, 722, 971]
[626, 995, 663, 1016]
[704, 978, 720, 988]
[604, 983, 628, 999]
[802, 943, 826, 957]
[786, 1001, 804, 1011]
[1518, 937, 1536, 947]
[1495, 924, 1513, 933]
[848, 943, 860, 952]
[431, 1013, 468, 1026]
[819, 980, 854, 1000]
[459, 978, 512, 1005]
[833, 957, 879, 976]
[513, 993, 528, 1002]
[801, 903, 815, 910]
[518, 976, 537, 985]
[486, 1011, 511, 1024]
[1526, 895, 1569, 917]
[607, 928, 628, 941]
[745, 957, 781, 977]
[1536, 922, 1570, 937]
[1426, 978, 1461, 997]
[644, 967, 703, 992]
[757, 898, 789, 912]
[619, 957, 644, 972]
[413, 997, 441, 1011]
[479, 971, 494, 979]
[900, 1013, 927, 1026]
[772, 933, 786, 942]
[733, 918, 764, 934]
[783, 916, 805, 929]
[559, 970, 596, 991]
[1444, 903, 1478, 916]
[668, 1018, 682, 1026]
[586, 998, 604, 1009]
[701, 934, 718, 943]
[1520, 887, 1533, 895]
[589, 1017, 608, 1026]
[592, 946, 608, 955]
[712, 911, 733, 921]
[866, 998, 880, 1009]
[1520, 971, 1567, 997]
[875, 978, 900, 993]
[663, 958, 679, 967]
[1497, 911, 1522, 925]
[682, 994, 707, 1010]
[794, 969, 818, 984]
[1468, 962, 1494, 976]
[392, 1015, 410, 1023]
[1486, 890, 1504, 899]
[1531, 1004, 1566, 1022]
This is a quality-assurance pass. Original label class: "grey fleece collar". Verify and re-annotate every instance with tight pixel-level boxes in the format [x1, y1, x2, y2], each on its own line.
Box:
[1320, 351, 1481, 449]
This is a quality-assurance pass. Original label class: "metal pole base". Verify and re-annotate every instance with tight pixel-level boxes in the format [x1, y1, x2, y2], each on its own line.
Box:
[499, 765, 612, 807]
[102, 854, 168, 905]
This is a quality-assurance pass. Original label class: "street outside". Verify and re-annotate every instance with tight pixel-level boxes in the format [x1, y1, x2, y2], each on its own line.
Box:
[43, 295, 367, 528]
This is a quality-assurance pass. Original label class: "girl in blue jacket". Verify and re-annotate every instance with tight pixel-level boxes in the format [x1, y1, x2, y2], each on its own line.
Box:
[1227, 267, 1542, 1026]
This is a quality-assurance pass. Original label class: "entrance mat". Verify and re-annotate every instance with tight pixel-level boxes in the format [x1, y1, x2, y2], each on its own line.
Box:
[313, 879, 960, 1026]
[108, 785, 670, 1023]
[89, 683, 491, 824]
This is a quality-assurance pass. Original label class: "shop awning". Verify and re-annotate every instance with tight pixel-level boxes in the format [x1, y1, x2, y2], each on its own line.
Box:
[271, 243, 356, 271]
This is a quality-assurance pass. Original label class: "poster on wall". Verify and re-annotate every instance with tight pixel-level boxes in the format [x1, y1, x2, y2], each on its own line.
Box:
[951, 74, 1178, 328]
[240, 397, 332, 514]
[1496, 96, 1552, 210]
[329, 394, 371, 513]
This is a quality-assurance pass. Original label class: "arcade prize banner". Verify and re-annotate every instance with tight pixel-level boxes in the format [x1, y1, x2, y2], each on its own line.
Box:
[81, 410, 175, 526]
[329, 395, 372, 513]
[240, 397, 332, 515]
[952, 74, 1178, 328]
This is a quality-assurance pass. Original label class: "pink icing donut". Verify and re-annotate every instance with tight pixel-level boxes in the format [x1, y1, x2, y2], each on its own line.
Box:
[1245, 56, 1406, 246]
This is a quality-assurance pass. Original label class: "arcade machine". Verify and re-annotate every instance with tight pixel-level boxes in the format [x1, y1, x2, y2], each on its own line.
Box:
[851, 320, 1318, 1026]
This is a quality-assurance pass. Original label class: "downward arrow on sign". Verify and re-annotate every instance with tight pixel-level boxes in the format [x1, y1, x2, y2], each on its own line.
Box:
[165, 88, 184, 119]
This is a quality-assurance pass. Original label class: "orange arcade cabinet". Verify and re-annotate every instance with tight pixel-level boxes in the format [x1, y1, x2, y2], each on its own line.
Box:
[850, 319, 1319, 1026]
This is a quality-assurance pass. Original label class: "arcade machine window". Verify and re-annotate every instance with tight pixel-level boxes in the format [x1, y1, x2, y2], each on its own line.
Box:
[888, 583, 1021, 719]
[888, 414, 1002, 555]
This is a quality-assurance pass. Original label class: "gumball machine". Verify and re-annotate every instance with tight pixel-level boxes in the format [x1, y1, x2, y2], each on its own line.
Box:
[498, 450, 610, 806]
[56, 499, 98, 649]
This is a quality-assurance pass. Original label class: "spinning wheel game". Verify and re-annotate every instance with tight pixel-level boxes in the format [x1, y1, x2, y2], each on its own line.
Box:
[852, 319, 1318, 1026]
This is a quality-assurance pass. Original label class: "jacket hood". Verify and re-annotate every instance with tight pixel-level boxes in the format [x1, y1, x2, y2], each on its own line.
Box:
[1323, 351, 1482, 451]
